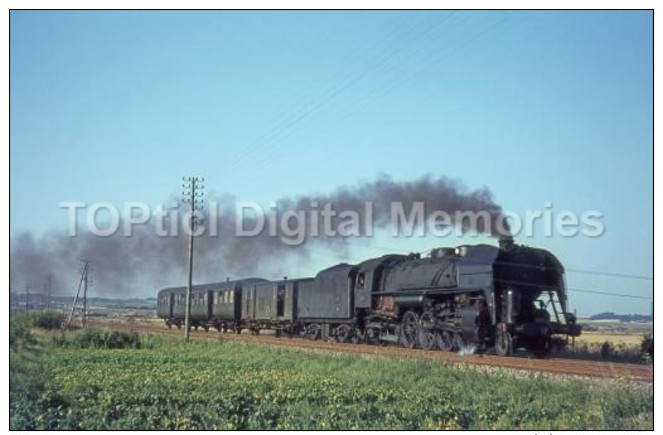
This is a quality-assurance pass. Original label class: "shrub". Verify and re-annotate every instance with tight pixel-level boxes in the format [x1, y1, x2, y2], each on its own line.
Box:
[54, 329, 148, 350]
[10, 317, 34, 349]
[30, 312, 66, 330]
[600, 341, 613, 360]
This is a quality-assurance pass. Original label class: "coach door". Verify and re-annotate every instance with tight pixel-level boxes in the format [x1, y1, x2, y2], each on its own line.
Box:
[242, 285, 256, 320]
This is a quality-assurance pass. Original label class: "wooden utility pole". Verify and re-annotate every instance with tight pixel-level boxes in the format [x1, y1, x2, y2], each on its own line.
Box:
[182, 176, 204, 341]
[82, 263, 89, 329]
[65, 262, 88, 329]
[25, 284, 29, 313]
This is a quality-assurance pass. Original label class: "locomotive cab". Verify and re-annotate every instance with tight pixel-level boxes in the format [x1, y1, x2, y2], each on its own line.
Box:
[493, 243, 581, 356]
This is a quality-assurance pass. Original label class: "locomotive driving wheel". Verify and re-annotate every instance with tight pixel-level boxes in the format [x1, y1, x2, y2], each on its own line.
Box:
[400, 310, 420, 348]
[436, 330, 453, 351]
[418, 311, 437, 350]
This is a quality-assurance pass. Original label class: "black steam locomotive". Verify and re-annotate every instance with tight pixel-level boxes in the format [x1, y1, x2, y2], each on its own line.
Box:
[157, 239, 581, 356]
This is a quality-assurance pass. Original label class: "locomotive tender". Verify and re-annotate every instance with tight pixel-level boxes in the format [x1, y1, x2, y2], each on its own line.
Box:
[157, 239, 581, 356]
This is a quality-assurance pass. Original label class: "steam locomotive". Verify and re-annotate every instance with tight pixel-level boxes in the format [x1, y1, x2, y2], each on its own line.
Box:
[157, 238, 581, 356]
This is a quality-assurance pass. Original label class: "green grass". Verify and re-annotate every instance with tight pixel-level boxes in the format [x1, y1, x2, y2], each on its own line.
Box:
[10, 328, 653, 430]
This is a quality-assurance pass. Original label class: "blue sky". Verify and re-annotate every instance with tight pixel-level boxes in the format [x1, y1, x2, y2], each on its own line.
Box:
[10, 10, 652, 314]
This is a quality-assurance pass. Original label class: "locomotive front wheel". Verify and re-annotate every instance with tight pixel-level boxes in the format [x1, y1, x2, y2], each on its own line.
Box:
[400, 311, 420, 349]
[495, 331, 513, 356]
[418, 311, 436, 350]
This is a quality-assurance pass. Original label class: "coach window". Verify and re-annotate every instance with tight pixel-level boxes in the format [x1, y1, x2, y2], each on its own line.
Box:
[229, 291, 234, 303]
[357, 273, 366, 288]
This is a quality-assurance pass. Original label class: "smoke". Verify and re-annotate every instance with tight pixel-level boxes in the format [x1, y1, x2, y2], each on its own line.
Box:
[9, 175, 510, 298]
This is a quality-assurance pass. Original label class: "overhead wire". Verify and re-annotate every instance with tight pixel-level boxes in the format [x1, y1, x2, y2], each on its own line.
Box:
[225, 11, 443, 173]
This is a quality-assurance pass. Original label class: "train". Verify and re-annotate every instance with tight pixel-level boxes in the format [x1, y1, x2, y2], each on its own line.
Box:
[157, 238, 581, 356]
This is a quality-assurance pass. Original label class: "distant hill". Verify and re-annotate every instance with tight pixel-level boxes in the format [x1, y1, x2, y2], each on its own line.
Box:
[589, 312, 652, 322]
[9, 292, 156, 311]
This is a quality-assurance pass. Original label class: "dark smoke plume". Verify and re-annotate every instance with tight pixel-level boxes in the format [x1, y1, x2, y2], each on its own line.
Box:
[9, 175, 510, 298]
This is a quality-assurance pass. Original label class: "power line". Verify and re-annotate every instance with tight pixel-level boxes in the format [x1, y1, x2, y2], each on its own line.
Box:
[566, 288, 652, 301]
[493, 278, 652, 301]
[226, 12, 439, 173]
[566, 268, 652, 281]
[229, 12, 457, 174]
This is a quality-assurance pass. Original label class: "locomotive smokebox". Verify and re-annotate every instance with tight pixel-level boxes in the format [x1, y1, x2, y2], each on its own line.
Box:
[498, 236, 515, 251]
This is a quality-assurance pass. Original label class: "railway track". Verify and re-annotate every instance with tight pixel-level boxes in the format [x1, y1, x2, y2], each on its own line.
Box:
[91, 319, 654, 383]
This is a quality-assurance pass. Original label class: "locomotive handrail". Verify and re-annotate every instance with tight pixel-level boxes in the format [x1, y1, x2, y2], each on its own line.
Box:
[372, 287, 485, 296]
[492, 278, 560, 290]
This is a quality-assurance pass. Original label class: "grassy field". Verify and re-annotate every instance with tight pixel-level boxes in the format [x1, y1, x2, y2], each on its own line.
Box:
[10, 317, 653, 430]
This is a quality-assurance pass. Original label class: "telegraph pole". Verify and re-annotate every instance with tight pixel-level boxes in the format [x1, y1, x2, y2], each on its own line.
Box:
[25, 284, 29, 313]
[182, 176, 205, 340]
[65, 262, 87, 329]
[82, 262, 89, 329]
